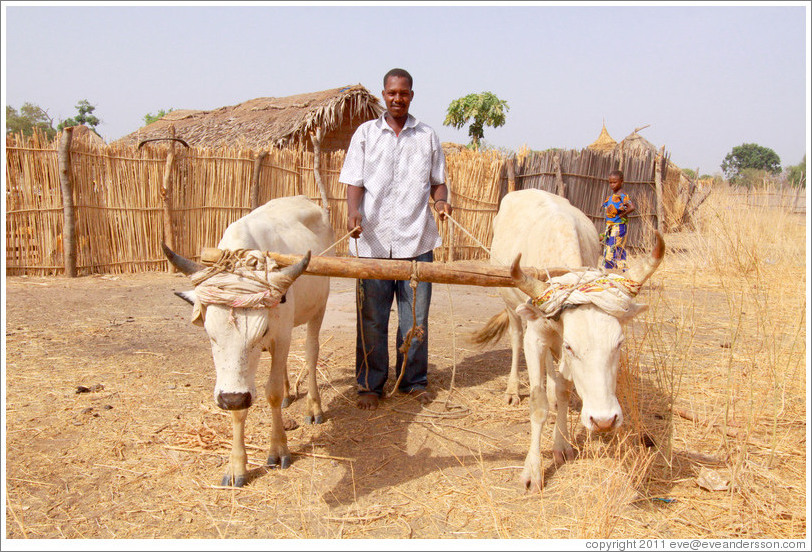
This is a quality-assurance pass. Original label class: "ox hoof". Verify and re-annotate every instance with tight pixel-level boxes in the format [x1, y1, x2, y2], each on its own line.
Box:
[553, 446, 576, 466]
[221, 474, 246, 488]
[305, 414, 324, 425]
[520, 470, 543, 493]
[505, 393, 521, 406]
[281, 396, 293, 409]
[267, 453, 292, 469]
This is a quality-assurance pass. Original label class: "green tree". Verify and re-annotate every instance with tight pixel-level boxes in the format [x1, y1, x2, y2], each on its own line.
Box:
[6, 102, 57, 139]
[443, 92, 509, 150]
[143, 108, 174, 126]
[721, 143, 781, 182]
[737, 168, 773, 189]
[57, 99, 100, 132]
[786, 155, 806, 188]
[682, 168, 697, 180]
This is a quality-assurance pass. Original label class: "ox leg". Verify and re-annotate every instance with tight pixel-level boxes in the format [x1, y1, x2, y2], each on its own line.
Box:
[303, 308, 325, 424]
[222, 408, 249, 487]
[504, 309, 524, 406]
[265, 345, 292, 469]
[280, 351, 293, 408]
[519, 332, 549, 491]
[548, 363, 575, 465]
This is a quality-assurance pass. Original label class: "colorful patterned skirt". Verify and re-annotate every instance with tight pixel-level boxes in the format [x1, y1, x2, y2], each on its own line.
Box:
[601, 221, 628, 270]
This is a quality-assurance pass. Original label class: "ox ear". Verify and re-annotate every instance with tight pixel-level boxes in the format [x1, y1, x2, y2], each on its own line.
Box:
[516, 302, 543, 321]
[172, 290, 206, 326]
[174, 290, 196, 306]
[618, 302, 649, 324]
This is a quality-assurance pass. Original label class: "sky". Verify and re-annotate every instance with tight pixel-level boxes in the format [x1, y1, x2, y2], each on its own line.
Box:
[2, 1, 809, 177]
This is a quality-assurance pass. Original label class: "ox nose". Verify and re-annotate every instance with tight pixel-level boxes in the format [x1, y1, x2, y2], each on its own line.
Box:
[590, 414, 618, 432]
[216, 391, 252, 410]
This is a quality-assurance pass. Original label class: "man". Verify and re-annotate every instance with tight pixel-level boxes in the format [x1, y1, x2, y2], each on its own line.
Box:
[338, 68, 452, 410]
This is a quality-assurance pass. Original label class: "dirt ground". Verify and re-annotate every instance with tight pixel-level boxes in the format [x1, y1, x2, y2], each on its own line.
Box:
[4, 251, 808, 540]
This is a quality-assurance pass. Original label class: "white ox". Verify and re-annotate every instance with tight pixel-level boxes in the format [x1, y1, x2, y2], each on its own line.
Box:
[472, 189, 664, 490]
[163, 195, 333, 487]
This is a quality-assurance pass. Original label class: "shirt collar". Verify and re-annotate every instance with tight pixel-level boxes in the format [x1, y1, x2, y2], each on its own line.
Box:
[378, 112, 419, 132]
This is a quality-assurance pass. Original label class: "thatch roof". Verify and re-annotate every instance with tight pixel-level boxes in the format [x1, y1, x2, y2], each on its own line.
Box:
[61, 124, 106, 147]
[615, 127, 658, 157]
[442, 142, 468, 156]
[587, 124, 617, 153]
[114, 84, 384, 150]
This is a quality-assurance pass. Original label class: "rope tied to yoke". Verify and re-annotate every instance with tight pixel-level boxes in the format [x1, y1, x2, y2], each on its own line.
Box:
[187, 249, 295, 325]
[385, 260, 423, 398]
[353, 240, 425, 399]
[530, 270, 643, 319]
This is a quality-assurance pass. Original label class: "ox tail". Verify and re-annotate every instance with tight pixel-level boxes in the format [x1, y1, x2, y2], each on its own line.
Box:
[469, 309, 510, 348]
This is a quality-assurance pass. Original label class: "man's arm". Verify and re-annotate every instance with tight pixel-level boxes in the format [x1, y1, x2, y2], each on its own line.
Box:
[347, 184, 364, 238]
[430, 183, 452, 220]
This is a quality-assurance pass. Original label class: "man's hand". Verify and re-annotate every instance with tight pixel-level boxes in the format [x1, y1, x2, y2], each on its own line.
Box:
[434, 199, 452, 221]
[348, 212, 363, 238]
[346, 185, 365, 238]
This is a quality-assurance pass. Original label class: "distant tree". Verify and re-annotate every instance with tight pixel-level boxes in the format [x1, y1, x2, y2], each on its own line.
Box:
[786, 155, 806, 188]
[737, 168, 774, 189]
[721, 143, 781, 182]
[443, 92, 509, 150]
[682, 168, 697, 180]
[6, 102, 57, 139]
[57, 99, 100, 132]
[700, 173, 725, 185]
[143, 108, 174, 126]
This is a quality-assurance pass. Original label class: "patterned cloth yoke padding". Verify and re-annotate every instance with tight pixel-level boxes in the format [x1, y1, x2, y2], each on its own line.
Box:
[529, 269, 643, 319]
[187, 250, 296, 324]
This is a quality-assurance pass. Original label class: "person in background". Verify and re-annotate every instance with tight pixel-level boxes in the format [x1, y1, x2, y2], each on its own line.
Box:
[601, 169, 635, 271]
[338, 68, 452, 411]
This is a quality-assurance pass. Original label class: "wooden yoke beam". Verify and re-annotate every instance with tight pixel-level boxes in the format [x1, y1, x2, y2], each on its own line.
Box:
[200, 248, 582, 288]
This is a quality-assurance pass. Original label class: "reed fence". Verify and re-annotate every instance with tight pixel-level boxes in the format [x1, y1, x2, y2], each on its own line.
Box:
[7, 131, 673, 276]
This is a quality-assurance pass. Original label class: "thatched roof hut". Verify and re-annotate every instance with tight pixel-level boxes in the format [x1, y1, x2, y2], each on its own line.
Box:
[114, 84, 384, 152]
[587, 124, 617, 153]
[62, 124, 107, 147]
[615, 127, 658, 158]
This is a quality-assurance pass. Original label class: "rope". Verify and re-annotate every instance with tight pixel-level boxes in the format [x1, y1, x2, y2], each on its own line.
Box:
[189, 250, 293, 310]
[318, 226, 360, 256]
[444, 213, 491, 256]
[385, 261, 421, 398]
[354, 237, 373, 394]
[530, 270, 643, 319]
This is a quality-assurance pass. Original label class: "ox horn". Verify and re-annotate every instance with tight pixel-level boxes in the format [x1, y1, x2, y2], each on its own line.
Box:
[510, 253, 550, 299]
[627, 231, 665, 287]
[279, 250, 311, 280]
[162, 242, 206, 276]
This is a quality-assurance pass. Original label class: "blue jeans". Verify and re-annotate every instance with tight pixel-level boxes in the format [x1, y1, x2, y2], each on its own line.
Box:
[355, 251, 433, 396]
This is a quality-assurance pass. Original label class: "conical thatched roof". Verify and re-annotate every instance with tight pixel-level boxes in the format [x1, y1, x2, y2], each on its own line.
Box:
[615, 127, 658, 157]
[587, 124, 617, 153]
[61, 124, 106, 147]
[114, 84, 384, 151]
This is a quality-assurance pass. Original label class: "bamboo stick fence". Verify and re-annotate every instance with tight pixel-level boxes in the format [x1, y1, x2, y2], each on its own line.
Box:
[6, 130, 673, 276]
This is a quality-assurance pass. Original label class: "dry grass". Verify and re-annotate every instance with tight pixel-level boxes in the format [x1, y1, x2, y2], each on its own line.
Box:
[4, 186, 807, 540]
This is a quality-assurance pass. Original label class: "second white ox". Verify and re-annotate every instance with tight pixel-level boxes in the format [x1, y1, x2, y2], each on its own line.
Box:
[163, 195, 333, 487]
[472, 189, 664, 490]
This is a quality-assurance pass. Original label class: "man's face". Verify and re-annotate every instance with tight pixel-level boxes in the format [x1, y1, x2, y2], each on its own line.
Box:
[609, 175, 623, 193]
[382, 76, 413, 119]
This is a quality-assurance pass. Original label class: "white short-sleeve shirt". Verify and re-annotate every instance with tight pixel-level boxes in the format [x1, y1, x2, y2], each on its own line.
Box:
[339, 113, 446, 259]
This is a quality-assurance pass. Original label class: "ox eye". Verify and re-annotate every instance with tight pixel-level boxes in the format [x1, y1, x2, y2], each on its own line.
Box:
[563, 342, 575, 356]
